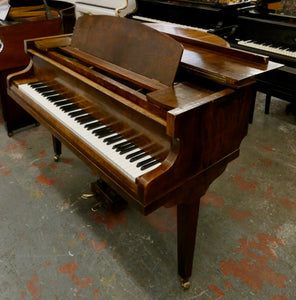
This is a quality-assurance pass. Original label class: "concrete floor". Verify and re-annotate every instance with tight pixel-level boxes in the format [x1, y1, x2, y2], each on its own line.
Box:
[0, 93, 295, 300]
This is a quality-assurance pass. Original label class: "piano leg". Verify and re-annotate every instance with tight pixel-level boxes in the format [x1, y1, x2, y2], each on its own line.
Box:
[249, 89, 256, 124]
[265, 93, 271, 114]
[52, 135, 62, 161]
[177, 199, 200, 289]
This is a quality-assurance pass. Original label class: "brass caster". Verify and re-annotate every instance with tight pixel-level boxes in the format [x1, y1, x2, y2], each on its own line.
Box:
[35, 122, 40, 127]
[81, 193, 95, 200]
[180, 278, 190, 289]
[8, 132, 13, 137]
[54, 154, 60, 162]
[91, 201, 104, 212]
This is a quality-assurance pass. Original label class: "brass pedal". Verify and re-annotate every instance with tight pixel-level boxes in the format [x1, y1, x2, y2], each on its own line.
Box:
[81, 179, 127, 213]
[89, 179, 128, 213]
[81, 193, 96, 200]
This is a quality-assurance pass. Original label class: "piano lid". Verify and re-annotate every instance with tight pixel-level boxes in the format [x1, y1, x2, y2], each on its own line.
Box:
[145, 23, 282, 87]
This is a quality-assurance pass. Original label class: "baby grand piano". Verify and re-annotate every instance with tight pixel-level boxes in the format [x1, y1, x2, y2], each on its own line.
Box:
[7, 15, 279, 287]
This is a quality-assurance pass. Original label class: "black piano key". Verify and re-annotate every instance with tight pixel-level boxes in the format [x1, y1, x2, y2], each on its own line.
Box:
[136, 157, 156, 168]
[82, 116, 96, 124]
[140, 159, 159, 171]
[47, 94, 65, 101]
[98, 131, 115, 138]
[75, 115, 95, 124]
[93, 127, 113, 137]
[92, 127, 106, 135]
[126, 149, 144, 159]
[35, 86, 52, 93]
[103, 134, 124, 145]
[85, 121, 103, 130]
[61, 104, 79, 112]
[50, 98, 68, 104]
[54, 100, 71, 107]
[119, 144, 138, 154]
[68, 110, 86, 117]
[112, 140, 131, 150]
[75, 114, 89, 121]
[29, 81, 44, 87]
[130, 152, 148, 162]
[42, 90, 58, 97]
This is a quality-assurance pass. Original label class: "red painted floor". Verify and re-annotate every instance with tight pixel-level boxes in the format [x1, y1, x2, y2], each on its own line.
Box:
[0, 93, 295, 299]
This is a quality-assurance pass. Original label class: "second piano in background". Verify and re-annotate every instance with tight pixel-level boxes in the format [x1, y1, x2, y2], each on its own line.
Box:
[227, 0, 296, 115]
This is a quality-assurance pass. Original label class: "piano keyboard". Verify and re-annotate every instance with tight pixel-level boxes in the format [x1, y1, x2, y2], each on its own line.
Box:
[236, 39, 296, 59]
[18, 81, 162, 182]
[132, 15, 208, 32]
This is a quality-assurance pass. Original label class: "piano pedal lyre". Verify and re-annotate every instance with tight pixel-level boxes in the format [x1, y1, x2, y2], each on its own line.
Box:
[82, 179, 127, 213]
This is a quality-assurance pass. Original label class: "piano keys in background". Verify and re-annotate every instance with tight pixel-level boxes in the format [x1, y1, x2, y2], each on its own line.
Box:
[0, 0, 75, 136]
[71, 0, 253, 34]
[225, 0, 296, 116]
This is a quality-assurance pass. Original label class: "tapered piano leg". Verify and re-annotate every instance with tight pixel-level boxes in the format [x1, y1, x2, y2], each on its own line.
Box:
[52, 135, 62, 161]
[177, 199, 200, 289]
[265, 93, 271, 114]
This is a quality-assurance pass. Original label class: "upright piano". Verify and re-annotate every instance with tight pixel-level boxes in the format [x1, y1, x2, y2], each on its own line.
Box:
[226, 0, 296, 113]
[0, 0, 75, 136]
[7, 15, 279, 287]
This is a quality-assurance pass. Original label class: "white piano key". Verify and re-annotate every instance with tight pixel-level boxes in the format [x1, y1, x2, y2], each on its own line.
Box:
[19, 83, 161, 182]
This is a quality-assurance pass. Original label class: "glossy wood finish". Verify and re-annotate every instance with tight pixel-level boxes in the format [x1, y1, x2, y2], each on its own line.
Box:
[0, 67, 36, 135]
[7, 15, 279, 286]
[0, 1, 75, 136]
[145, 23, 230, 47]
[146, 23, 281, 88]
[71, 15, 183, 86]
[0, 18, 62, 71]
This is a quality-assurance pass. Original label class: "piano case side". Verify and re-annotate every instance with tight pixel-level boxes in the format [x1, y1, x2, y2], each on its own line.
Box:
[137, 83, 255, 214]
